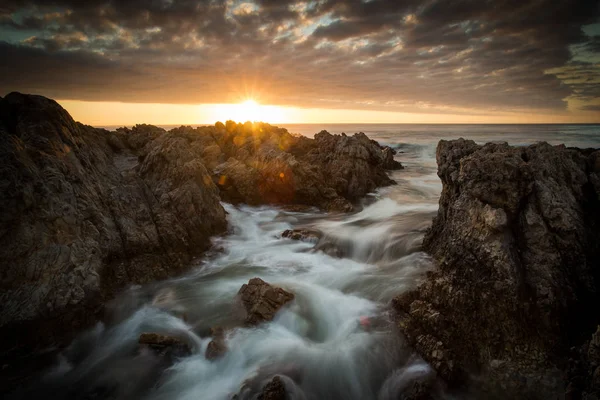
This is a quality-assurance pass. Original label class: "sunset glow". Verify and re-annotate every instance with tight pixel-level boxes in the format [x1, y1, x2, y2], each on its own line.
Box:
[208, 99, 288, 123]
[56, 100, 600, 127]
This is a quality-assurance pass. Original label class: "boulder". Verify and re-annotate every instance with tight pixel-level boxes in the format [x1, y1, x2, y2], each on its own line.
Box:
[393, 139, 600, 398]
[238, 278, 295, 326]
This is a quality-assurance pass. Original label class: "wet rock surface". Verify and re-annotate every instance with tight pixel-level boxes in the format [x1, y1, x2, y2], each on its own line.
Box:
[393, 139, 600, 398]
[238, 278, 295, 326]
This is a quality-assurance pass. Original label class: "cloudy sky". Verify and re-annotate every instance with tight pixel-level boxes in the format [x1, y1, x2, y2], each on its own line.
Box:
[1, 0, 599, 124]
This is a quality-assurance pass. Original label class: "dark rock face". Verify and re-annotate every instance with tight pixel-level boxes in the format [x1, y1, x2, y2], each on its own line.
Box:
[238, 278, 295, 326]
[393, 139, 600, 398]
[0, 93, 227, 353]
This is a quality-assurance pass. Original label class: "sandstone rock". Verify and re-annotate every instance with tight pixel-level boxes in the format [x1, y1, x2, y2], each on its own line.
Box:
[238, 278, 294, 326]
[258, 376, 287, 400]
[393, 139, 600, 398]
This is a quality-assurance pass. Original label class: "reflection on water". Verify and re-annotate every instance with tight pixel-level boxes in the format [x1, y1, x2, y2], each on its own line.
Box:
[14, 125, 598, 400]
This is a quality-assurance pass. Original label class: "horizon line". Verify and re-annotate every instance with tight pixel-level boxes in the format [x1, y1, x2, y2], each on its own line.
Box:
[96, 121, 600, 128]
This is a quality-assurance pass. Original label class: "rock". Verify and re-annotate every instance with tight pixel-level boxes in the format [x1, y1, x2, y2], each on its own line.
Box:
[382, 146, 404, 170]
[281, 228, 321, 242]
[205, 326, 227, 360]
[393, 139, 600, 398]
[0, 93, 227, 356]
[169, 123, 400, 212]
[138, 332, 192, 357]
[289, 130, 401, 204]
[238, 278, 295, 326]
[258, 376, 287, 400]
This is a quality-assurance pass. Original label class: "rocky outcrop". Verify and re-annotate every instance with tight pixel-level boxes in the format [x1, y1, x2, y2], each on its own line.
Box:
[164, 124, 401, 212]
[238, 278, 295, 326]
[393, 139, 600, 398]
[288, 131, 402, 208]
[0, 93, 227, 355]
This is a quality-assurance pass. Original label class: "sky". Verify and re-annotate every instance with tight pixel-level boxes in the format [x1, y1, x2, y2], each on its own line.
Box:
[1, 0, 599, 124]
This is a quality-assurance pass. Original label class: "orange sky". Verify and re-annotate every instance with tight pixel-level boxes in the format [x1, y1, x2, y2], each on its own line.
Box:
[58, 99, 600, 126]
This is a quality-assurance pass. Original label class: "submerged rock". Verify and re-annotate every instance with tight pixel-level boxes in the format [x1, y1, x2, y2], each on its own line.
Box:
[393, 139, 600, 398]
[138, 332, 192, 358]
[281, 228, 322, 242]
[238, 278, 295, 326]
[205, 326, 227, 360]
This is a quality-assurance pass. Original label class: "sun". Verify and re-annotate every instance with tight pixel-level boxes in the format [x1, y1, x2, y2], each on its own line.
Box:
[208, 99, 287, 124]
[238, 99, 260, 121]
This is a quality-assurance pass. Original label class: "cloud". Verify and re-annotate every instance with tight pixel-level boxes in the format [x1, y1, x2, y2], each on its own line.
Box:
[0, 0, 599, 114]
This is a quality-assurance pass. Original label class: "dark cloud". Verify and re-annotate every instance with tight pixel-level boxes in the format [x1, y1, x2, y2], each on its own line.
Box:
[0, 0, 599, 115]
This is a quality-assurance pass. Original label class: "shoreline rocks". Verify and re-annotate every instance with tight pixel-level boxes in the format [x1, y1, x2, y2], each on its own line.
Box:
[393, 139, 600, 398]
